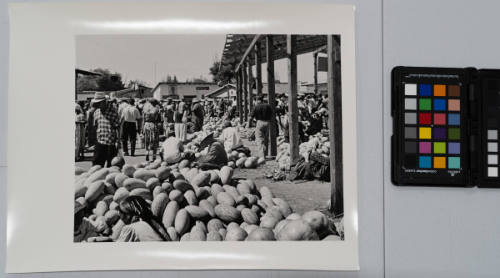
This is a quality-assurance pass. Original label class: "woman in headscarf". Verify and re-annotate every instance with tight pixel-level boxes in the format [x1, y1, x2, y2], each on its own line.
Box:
[117, 196, 171, 242]
[174, 101, 188, 142]
[142, 98, 161, 161]
[75, 103, 87, 161]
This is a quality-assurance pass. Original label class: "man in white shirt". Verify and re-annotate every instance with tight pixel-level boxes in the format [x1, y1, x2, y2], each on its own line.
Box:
[219, 121, 242, 152]
[120, 98, 142, 156]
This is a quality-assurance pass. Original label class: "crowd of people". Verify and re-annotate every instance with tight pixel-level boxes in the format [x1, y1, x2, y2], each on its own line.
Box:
[75, 91, 330, 168]
[75, 92, 240, 168]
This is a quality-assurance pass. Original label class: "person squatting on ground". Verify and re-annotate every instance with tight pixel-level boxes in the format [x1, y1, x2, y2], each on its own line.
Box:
[194, 132, 228, 170]
[248, 95, 273, 158]
[120, 98, 142, 156]
[92, 92, 120, 167]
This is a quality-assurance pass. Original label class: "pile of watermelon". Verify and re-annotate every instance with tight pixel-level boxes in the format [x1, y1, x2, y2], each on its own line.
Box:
[74, 158, 340, 242]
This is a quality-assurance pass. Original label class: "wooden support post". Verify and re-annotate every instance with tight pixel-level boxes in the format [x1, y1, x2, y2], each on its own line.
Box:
[247, 60, 254, 115]
[237, 70, 243, 124]
[313, 52, 318, 95]
[255, 42, 263, 99]
[287, 35, 299, 163]
[327, 35, 343, 216]
[243, 61, 249, 122]
[75, 72, 78, 101]
[266, 36, 277, 157]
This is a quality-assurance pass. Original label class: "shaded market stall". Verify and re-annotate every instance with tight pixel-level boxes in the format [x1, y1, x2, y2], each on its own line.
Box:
[220, 34, 343, 215]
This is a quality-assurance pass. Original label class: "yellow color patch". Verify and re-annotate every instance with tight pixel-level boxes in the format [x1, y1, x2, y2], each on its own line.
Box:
[434, 156, 446, 169]
[419, 127, 432, 139]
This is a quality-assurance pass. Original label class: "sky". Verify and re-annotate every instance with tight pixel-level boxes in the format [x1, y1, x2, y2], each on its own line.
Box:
[76, 35, 328, 87]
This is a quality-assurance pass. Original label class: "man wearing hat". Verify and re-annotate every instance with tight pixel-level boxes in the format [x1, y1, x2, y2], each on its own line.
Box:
[191, 98, 204, 132]
[195, 132, 228, 170]
[92, 92, 120, 167]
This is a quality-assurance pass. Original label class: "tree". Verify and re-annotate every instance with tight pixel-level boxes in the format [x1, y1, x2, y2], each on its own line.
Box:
[209, 59, 234, 85]
[93, 68, 125, 91]
[76, 76, 98, 93]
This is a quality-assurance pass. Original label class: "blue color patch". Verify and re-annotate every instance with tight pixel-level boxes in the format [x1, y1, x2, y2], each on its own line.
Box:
[448, 113, 460, 125]
[419, 156, 432, 168]
[434, 99, 446, 111]
[419, 84, 432, 96]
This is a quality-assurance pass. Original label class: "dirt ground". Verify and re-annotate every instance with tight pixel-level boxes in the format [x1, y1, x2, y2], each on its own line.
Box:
[76, 138, 331, 215]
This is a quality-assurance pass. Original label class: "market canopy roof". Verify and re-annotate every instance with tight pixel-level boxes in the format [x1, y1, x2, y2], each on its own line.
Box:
[221, 34, 328, 71]
[75, 68, 101, 76]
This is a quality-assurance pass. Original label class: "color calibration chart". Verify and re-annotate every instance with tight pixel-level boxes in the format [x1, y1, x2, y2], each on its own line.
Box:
[403, 83, 461, 171]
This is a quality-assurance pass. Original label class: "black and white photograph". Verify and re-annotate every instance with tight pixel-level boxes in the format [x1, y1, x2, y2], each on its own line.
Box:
[74, 34, 344, 242]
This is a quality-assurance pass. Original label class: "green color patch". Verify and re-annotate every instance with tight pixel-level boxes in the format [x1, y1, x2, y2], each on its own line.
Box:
[419, 98, 432, 110]
[434, 142, 446, 154]
[448, 127, 461, 140]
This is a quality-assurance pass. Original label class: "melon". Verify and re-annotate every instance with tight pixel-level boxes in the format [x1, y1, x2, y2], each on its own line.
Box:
[123, 178, 147, 191]
[111, 156, 125, 168]
[206, 231, 223, 241]
[122, 164, 136, 177]
[224, 226, 247, 241]
[168, 189, 185, 203]
[246, 227, 276, 241]
[162, 201, 179, 228]
[85, 180, 105, 202]
[151, 193, 169, 219]
[216, 192, 236, 207]
[301, 210, 328, 231]
[241, 208, 259, 225]
[276, 219, 319, 241]
[199, 200, 215, 217]
[155, 166, 171, 181]
[184, 190, 198, 205]
[167, 227, 179, 241]
[174, 209, 191, 235]
[146, 177, 160, 191]
[219, 166, 234, 185]
[152, 185, 166, 198]
[178, 159, 191, 169]
[129, 188, 152, 201]
[207, 218, 225, 233]
[210, 184, 224, 197]
[133, 169, 156, 181]
[191, 172, 211, 188]
[84, 168, 109, 187]
[93, 201, 108, 217]
[259, 215, 280, 229]
[272, 198, 293, 218]
[114, 173, 129, 188]
[172, 179, 193, 193]
[214, 204, 241, 223]
[113, 187, 129, 203]
[236, 182, 251, 195]
[235, 157, 247, 168]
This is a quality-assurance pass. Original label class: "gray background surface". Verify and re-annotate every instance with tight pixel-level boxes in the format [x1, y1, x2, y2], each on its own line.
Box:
[0, 0, 499, 277]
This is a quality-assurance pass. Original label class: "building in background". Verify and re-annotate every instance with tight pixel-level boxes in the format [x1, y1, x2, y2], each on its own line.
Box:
[151, 82, 220, 101]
